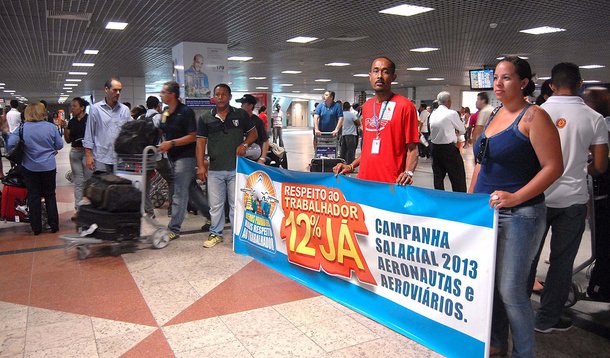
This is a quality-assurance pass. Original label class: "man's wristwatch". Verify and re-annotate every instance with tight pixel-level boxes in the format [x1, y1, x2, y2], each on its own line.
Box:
[405, 170, 414, 177]
[242, 143, 248, 148]
[171, 140, 177, 148]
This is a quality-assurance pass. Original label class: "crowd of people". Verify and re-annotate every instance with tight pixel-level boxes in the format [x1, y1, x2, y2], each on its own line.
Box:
[0, 55, 608, 358]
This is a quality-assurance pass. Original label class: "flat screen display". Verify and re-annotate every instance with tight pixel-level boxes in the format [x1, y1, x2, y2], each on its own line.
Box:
[469, 69, 494, 90]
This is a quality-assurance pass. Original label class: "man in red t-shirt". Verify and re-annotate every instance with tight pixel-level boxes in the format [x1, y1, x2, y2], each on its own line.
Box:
[334, 57, 419, 184]
[258, 105, 269, 133]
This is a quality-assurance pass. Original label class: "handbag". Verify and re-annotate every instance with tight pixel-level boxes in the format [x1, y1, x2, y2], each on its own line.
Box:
[5, 125, 24, 164]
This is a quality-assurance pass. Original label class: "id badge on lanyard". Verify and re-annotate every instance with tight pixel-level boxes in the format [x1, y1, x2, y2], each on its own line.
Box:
[372, 94, 394, 154]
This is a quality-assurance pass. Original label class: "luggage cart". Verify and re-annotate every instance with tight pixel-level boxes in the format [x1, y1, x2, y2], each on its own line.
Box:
[310, 132, 345, 172]
[61, 146, 171, 259]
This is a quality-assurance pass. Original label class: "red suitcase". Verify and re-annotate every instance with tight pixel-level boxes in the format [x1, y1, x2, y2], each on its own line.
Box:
[1, 185, 28, 222]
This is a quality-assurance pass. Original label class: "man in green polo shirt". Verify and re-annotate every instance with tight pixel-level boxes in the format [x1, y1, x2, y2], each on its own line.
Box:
[196, 84, 258, 248]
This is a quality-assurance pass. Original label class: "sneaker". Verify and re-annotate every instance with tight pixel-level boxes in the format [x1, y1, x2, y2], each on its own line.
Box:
[201, 223, 211, 232]
[203, 233, 223, 248]
[168, 232, 180, 241]
[535, 318, 573, 333]
[16, 205, 28, 215]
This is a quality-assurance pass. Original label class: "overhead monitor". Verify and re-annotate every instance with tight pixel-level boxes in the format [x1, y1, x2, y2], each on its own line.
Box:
[469, 69, 494, 90]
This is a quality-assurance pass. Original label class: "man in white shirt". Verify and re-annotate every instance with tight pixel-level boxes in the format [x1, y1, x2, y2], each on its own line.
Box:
[471, 92, 494, 143]
[272, 103, 284, 147]
[418, 105, 431, 158]
[533, 63, 609, 333]
[428, 91, 466, 192]
[6, 100, 22, 133]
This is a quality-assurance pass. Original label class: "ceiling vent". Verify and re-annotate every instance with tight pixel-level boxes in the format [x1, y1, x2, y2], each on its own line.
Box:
[48, 52, 78, 57]
[46, 10, 92, 22]
[328, 35, 368, 42]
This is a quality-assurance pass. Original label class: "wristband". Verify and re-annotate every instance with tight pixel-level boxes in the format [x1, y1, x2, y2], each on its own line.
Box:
[405, 170, 414, 177]
[171, 140, 177, 148]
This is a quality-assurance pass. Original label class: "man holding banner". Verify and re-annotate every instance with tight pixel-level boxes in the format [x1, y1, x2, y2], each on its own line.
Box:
[333, 57, 419, 185]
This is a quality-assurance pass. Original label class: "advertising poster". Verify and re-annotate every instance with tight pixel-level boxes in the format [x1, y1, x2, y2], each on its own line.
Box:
[233, 158, 498, 357]
[171, 42, 227, 107]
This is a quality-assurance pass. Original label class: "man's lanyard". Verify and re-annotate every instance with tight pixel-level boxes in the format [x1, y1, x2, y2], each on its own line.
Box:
[373, 93, 394, 137]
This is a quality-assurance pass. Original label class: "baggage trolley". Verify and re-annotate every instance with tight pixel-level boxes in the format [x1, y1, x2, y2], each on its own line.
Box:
[60, 146, 171, 259]
[310, 132, 345, 172]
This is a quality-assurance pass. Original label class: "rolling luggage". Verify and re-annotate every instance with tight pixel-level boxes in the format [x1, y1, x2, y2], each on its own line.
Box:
[76, 205, 141, 241]
[310, 158, 344, 173]
[85, 172, 141, 212]
[310, 132, 344, 172]
[1, 185, 28, 222]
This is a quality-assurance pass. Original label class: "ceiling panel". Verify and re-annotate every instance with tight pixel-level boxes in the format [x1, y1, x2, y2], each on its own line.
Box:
[0, 0, 608, 102]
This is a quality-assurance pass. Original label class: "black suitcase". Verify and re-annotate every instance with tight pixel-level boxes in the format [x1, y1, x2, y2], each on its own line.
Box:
[76, 205, 141, 241]
[85, 172, 141, 212]
[310, 158, 345, 173]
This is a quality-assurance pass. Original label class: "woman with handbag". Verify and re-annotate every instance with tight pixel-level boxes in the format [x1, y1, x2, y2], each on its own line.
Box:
[7, 103, 63, 235]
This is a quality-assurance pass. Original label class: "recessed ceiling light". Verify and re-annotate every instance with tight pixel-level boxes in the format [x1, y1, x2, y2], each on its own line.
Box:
[68, 72, 87, 75]
[174, 65, 184, 70]
[315, 79, 331, 82]
[407, 67, 430, 71]
[580, 65, 605, 69]
[227, 56, 253, 61]
[64, 84, 78, 87]
[72, 62, 95, 67]
[496, 57, 505, 60]
[583, 80, 601, 83]
[279, 84, 293, 87]
[292, 91, 301, 93]
[353, 73, 369, 77]
[65, 79, 82, 82]
[391, 82, 399, 85]
[0, 83, 5, 86]
[282, 70, 302, 74]
[286, 36, 318, 44]
[236, 89, 249, 92]
[66, 90, 73, 93]
[427, 77, 445, 81]
[379, 4, 434, 17]
[63, 87, 71, 89]
[83, 49, 99, 55]
[105, 21, 128, 30]
[519, 26, 566, 35]
[3, 90, 15, 93]
[227, 82, 233, 85]
[249, 76, 267, 80]
[313, 88, 325, 91]
[325, 62, 350, 67]
[538, 76, 551, 80]
[410, 47, 439, 53]
[0, 87, 4, 90]
[255, 86, 269, 90]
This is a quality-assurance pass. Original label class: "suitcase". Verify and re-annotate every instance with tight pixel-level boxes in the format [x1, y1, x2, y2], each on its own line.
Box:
[310, 158, 345, 173]
[1, 185, 28, 222]
[76, 205, 141, 241]
[85, 172, 141, 212]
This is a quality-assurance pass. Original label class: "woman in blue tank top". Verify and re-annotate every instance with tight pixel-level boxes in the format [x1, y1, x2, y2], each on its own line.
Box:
[470, 57, 563, 358]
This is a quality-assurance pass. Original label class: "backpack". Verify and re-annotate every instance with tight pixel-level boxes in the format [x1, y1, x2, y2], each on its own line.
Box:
[114, 115, 160, 155]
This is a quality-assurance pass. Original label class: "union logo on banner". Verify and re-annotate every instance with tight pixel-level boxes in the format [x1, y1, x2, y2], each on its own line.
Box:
[237, 171, 278, 253]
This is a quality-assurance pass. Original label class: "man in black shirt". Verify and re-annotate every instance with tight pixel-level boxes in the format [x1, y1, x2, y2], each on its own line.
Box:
[196, 84, 257, 248]
[236, 94, 269, 164]
[159, 81, 209, 239]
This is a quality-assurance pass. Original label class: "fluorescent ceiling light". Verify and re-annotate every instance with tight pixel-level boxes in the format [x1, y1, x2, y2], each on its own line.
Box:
[519, 26, 566, 35]
[72, 62, 95, 67]
[410, 47, 439, 53]
[227, 56, 253, 61]
[292, 91, 301, 93]
[4, 90, 15, 93]
[0, 83, 5, 85]
[313, 88, 325, 90]
[174, 65, 184, 70]
[391, 82, 399, 85]
[538, 76, 551, 80]
[63, 87, 71, 89]
[249, 76, 267, 80]
[65, 79, 81, 82]
[427, 78, 445, 81]
[496, 57, 505, 60]
[0, 87, 4, 90]
[66, 90, 73, 93]
[83, 49, 99, 55]
[353, 73, 369, 77]
[282, 70, 302, 74]
[256, 86, 269, 90]
[145, 84, 156, 87]
[105, 21, 128, 30]
[64, 84, 78, 87]
[315, 79, 331, 82]
[580, 65, 605, 69]
[583, 80, 600, 83]
[379, 4, 434, 17]
[325, 62, 350, 67]
[279, 84, 293, 87]
[407, 67, 430, 71]
[68, 72, 87, 75]
[286, 36, 318, 44]
[236, 89, 249, 92]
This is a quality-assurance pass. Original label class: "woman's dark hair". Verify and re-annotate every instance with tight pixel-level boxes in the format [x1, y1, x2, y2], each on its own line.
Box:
[259, 105, 266, 112]
[131, 105, 146, 119]
[500, 56, 535, 97]
[535, 79, 553, 105]
[71, 97, 89, 108]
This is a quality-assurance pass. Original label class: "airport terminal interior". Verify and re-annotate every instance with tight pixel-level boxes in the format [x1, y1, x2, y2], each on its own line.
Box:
[1, 1, 610, 357]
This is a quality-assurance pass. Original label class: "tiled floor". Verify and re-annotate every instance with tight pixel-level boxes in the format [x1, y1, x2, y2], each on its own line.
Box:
[1, 128, 609, 357]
